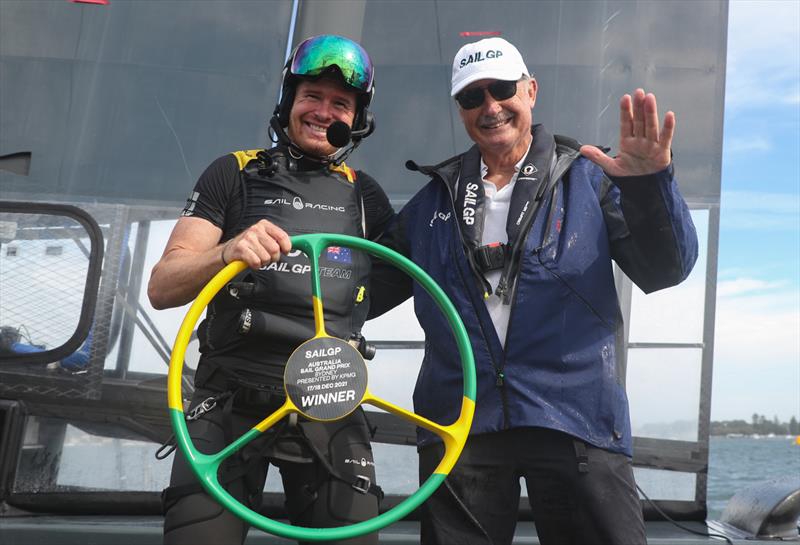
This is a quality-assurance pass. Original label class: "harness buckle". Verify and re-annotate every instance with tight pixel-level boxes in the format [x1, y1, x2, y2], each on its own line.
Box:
[473, 242, 506, 273]
[186, 396, 218, 421]
[352, 475, 371, 495]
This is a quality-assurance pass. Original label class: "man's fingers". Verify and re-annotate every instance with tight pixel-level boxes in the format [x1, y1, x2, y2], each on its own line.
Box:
[644, 93, 660, 142]
[661, 110, 676, 149]
[226, 220, 292, 270]
[619, 94, 634, 139]
[225, 240, 264, 269]
[263, 237, 282, 263]
[239, 232, 270, 267]
[258, 219, 292, 254]
[250, 230, 282, 265]
[246, 245, 270, 268]
[632, 88, 646, 137]
[225, 229, 270, 269]
[611, 90, 674, 176]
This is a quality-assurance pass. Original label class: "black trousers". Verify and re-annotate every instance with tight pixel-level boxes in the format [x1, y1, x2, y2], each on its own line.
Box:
[419, 427, 646, 545]
[162, 388, 379, 545]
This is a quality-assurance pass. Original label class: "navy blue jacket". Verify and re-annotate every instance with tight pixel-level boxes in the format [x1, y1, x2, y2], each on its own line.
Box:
[374, 137, 698, 456]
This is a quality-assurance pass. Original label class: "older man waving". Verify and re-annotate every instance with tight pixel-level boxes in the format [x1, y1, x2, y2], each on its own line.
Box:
[372, 37, 698, 545]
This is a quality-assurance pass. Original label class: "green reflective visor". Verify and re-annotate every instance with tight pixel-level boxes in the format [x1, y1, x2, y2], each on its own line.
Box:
[290, 35, 374, 93]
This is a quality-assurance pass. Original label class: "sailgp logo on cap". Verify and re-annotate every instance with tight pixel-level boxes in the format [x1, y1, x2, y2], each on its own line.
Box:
[451, 37, 530, 97]
[459, 49, 503, 68]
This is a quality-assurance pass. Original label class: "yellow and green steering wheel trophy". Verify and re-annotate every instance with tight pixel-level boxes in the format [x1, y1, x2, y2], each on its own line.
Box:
[167, 233, 476, 542]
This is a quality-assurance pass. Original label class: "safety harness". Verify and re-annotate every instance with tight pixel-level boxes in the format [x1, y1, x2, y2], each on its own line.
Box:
[158, 373, 384, 515]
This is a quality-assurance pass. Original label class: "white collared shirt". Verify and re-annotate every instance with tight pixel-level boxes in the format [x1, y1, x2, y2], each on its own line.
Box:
[478, 143, 531, 348]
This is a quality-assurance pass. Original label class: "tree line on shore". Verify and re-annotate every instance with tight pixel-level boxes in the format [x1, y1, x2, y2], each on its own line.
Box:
[710, 414, 799, 436]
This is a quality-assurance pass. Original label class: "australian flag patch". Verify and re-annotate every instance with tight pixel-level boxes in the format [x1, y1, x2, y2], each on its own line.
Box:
[325, 246, 352, 264]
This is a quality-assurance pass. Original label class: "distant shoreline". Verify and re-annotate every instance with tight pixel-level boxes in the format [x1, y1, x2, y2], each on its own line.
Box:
[710, 415, 799, 437]
[711, 432, 799, 438]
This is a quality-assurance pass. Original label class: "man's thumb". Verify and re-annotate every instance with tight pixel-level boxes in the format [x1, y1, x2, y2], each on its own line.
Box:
[579, 145, 613, 171]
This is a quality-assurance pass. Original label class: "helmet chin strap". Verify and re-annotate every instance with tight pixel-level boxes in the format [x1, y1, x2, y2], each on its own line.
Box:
[268, 115, 362, 166]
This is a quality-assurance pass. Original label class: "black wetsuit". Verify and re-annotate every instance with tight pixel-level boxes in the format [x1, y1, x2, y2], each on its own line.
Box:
[163, 147, 394, 545]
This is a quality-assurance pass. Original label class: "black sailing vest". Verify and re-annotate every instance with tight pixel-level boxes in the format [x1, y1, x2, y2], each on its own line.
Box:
[198, 148, 371, 379]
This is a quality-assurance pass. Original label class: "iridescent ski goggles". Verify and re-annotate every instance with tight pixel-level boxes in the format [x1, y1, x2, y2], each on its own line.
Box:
[290, 35, 374, 93]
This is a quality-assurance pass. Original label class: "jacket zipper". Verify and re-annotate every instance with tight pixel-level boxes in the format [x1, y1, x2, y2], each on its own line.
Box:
[496, 149, 579, 304]
[495, 149, 580, 428]
[432, 168, 508, 408]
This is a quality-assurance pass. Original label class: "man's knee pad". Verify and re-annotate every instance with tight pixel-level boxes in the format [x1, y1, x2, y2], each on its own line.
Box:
[290, 415, 380, 524]
[324, 422, 379, 522]
[163, 491, 246, 543]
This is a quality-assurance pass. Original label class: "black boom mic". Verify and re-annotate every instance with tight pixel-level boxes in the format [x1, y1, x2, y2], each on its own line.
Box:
[326, 121, 352, 148]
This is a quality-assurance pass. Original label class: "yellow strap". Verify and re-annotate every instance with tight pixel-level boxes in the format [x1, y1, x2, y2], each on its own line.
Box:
[329, 162, 356, 183]
[231, 149, 262, 171]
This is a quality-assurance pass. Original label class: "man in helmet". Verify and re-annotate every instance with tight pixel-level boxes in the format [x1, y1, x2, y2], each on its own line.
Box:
[148, 35, 393, 545]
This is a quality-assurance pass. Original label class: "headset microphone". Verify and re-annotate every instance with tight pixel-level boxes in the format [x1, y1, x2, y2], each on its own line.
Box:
[327, 121, 352, 148]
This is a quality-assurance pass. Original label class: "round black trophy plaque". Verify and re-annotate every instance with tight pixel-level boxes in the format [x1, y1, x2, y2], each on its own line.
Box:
[284, 336, 368, 421]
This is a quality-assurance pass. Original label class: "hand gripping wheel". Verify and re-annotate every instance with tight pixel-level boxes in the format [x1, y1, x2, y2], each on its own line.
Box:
[167, 233, 476, 541]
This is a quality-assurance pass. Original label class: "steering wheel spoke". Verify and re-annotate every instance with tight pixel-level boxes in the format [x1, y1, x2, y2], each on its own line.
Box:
[171, 399, 297, 489]
[361, 390, 474, 475]
[292, 235, 329, 338]
[361, 391, 452, 439]
[214, 400, 297, 459]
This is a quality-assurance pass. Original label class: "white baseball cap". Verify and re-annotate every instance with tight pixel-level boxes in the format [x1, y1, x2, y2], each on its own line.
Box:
[451, 37, 530, 97]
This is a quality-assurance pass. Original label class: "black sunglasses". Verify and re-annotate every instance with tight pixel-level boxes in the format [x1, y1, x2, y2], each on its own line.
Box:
[455, 79, 519, 110]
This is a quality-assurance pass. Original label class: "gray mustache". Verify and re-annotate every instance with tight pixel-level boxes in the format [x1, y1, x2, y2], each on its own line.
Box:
[479, 113, 513, 126]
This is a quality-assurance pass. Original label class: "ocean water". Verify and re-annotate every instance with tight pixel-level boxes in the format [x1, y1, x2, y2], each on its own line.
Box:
[26, 423, 800, 522]
[707, 435, 800, 519]
[370, 436, 800, 520]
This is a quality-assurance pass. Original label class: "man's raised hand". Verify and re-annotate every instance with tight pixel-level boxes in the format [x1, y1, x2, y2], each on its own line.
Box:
[580, 88, 675, 177]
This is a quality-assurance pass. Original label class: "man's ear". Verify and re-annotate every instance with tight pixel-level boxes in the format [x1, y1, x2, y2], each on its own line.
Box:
[528, 78, 538, 108]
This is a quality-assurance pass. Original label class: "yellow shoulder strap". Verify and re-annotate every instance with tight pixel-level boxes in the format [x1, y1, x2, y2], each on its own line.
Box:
[329, 162, 356, 183]
[231, 149, 262, 171]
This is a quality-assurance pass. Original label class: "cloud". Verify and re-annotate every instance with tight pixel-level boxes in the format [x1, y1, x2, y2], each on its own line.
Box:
[725, 1, 800, 110]
[723, 135, 771, 154]
[712, 283, 800, 420]
[629, 276, 798, 427]
[720, 190, 800, 231]
[717, 277, 787, 297]
[723, 191, 800, 213]
[714, 287, 799, 368]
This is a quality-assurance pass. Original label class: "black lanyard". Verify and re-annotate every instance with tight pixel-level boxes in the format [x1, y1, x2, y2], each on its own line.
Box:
[456, 125, 556, 251]
[455, 125, 557, 298]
